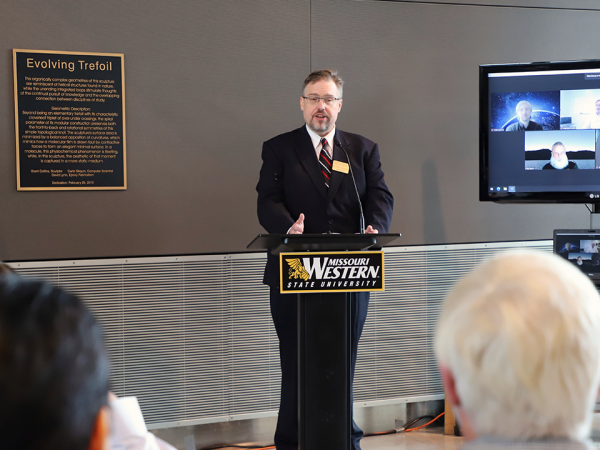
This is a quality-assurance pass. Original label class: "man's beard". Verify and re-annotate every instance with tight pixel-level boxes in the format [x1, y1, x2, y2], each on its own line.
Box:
[309, 113, 331, 134]
[550, 155, 569, 169]
[578, 260, 583, 266]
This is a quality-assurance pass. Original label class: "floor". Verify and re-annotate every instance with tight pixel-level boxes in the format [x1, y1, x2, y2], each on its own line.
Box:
[362, 427, 463, 450]
[157, 412, 600, 450]
[203, 427, 462, 450]
[207, 418, 600, 450]
[359, 415, 600, 450]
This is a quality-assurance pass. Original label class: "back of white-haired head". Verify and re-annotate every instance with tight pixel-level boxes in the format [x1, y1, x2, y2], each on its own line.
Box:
[435, 249, 600, 441]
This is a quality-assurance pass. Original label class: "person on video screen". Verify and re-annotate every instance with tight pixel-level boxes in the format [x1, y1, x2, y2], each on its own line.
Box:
[543, 142, 578, 170]
[505, 100, 543, 131]
[559, 242, 579, 254]
[582, 99, 600, 129]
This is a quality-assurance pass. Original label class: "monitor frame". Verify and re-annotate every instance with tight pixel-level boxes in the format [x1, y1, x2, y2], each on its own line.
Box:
[554, 229, 600, 284]
[480, 59, 600, 204]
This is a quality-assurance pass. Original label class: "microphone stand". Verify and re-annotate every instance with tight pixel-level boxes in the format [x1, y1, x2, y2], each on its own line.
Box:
[335, 139, 365, 234]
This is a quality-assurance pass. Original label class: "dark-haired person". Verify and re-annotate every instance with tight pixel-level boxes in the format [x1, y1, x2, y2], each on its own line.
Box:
[543, 142, 578, 170]
[0, 276, 109, 450]
[506, 100, 543, 131]
[256, 69, 393, 450]
[0, 275, 175, 450]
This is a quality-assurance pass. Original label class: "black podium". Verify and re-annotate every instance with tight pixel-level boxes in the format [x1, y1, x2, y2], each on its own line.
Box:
[248, 233, 400, 450]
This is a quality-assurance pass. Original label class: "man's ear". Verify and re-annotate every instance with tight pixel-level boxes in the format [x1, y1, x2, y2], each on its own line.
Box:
[440, 365, 461, 407]
[440, 365, 478, 441]
[89, 405, 110, 450]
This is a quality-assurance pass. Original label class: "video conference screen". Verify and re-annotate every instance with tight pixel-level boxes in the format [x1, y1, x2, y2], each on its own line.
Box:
[554, 230, 600, 282]
[480, 60, 600, 203]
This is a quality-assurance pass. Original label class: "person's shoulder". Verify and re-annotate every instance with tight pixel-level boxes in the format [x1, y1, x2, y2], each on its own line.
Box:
[264, 126, 307, 146]
[460, 438, 594, 450]
[568, 161, 579, 169]
[542, 163, 554, 170]
[530, 121, 543, 130]
[336, 129, 376, 148]
[505, 123, 518, 131]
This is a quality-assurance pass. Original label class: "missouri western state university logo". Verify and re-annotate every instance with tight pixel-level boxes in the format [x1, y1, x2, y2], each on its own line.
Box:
[286, 258, 310, 281]
[280, 251, 384, 293]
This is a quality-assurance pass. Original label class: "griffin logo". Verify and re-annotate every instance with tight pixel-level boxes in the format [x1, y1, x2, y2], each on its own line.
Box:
[286, 258, 309, 281]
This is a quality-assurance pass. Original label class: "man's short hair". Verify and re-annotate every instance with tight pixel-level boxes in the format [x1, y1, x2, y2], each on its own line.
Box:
[435, 250, 600, 440]
[515, 100, 532, 111]
[0, 275, 109, 450]
[302, 69, 344, 98]
[552, 141, 566, 152]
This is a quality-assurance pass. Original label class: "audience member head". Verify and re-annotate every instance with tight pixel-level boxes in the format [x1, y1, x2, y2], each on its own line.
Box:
[435, 250, 600, 442]
[0, 276, 109, 450]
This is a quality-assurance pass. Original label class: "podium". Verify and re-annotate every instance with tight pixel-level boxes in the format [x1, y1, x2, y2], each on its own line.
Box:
[248, 233, 400, 450]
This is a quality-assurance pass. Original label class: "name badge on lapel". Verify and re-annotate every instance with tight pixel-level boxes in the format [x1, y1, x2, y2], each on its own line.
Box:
[332, 160, 349, 174]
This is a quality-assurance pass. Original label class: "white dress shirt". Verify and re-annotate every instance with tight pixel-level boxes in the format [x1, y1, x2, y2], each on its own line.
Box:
[110, 397, 177, 450]
[305, 125, 335, 160]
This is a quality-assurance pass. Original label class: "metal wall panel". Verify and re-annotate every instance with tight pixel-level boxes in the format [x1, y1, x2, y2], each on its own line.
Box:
[182, 260, 229, 421]
[0, 0, 310, 261]
[378, 0, 600, 10]
[11, 241, 551, 427]
[0, 0, 591, 263]
[311, 0, 595, 246]
[228, 257, 279, 418]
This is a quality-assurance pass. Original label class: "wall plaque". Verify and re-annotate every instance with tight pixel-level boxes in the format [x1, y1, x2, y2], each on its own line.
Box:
[13, 49, 126, 190]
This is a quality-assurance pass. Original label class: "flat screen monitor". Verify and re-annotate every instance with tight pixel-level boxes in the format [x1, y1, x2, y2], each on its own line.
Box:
[480, 60, 600, 203]
[554, 229, 600, 286]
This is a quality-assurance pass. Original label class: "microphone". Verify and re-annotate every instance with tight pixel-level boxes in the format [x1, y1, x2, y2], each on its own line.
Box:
[335, 139, 365, 234]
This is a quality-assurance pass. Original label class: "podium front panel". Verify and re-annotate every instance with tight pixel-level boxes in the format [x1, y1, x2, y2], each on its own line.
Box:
[280, 251, 384, 294]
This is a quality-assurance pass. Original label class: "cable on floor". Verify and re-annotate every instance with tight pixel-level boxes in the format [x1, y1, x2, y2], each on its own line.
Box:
[402, 414, 435, 431]
[198, 445, 275, 450]
[404, 411, 445, 432]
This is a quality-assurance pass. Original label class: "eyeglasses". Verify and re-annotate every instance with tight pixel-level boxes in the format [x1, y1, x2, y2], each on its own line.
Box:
[302, 96, 341, 106]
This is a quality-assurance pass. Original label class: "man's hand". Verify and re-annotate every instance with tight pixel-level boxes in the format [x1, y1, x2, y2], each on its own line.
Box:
[365, 225, 378, 234]
[289, 213, 305, 234]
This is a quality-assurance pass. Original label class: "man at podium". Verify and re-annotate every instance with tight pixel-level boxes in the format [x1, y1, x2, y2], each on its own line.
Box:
[256, 69, 394, 450]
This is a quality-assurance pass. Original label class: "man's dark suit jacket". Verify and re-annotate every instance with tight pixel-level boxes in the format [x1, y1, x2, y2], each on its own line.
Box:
[257, 126, 394, 286]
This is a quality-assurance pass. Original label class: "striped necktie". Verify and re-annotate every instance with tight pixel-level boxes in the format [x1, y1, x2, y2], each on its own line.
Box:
[319, 138, 332, 188]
